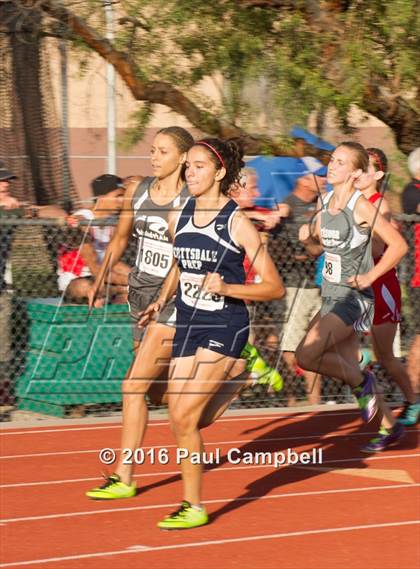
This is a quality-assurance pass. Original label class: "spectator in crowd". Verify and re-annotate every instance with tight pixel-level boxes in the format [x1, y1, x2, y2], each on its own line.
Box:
[0, 163, 18, 407]
[0, 162, 20, 210]
[232, 168, 271, 285]
[231, 168, 284, 394]
[1, 162, 68, 407]
[233, 168, 288, 355]
[233, 167, 289, 232]
[57, 174, 130, 303]
[401, 148, 420, 408]
[0, 160, 67, 218]
[402, 148, 420, 215]
[268, 174, 327, 405]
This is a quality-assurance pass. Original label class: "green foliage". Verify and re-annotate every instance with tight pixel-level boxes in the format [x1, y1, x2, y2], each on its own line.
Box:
[119, 102, 154, 149]
[55, 0, 418, 148]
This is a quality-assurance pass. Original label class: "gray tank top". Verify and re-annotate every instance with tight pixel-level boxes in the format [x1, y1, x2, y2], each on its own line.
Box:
[131, 177, 190, 288]
[320, 190, 373, 300]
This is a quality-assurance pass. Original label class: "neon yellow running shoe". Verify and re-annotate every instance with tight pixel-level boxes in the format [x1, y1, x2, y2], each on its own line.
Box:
[86, 474, 136, 500]
[241, 343, 283, 392]
[241, 342, 260, 371]
[158, 501, 208, 530]
[258, 367, 284, 392]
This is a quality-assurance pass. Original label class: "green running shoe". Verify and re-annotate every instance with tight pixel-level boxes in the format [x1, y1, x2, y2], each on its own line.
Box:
[86, 474, 136, 500]
[353, 370, 377, 423]
[397, 400, 420, 426]
[158, 501, 208, 530]
[241, 342, 260, 371]
[361, 423, 405, 453]
[241, 343, 283, 392]
[358, 348, 372, 370]
[257, 367, 284, 392]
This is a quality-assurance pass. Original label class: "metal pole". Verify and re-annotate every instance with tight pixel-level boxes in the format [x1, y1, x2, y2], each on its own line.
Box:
[59, 38, 71, 210]
[104, 0, 116, 175]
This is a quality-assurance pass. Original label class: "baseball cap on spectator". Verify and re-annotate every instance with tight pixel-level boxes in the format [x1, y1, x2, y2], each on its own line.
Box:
[0, 162, 18, 181]
[91, 174, 124, 197]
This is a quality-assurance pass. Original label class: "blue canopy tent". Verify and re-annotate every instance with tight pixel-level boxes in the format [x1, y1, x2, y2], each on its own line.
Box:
[247, 155, 327, 208]
[247, 127, 334, 208]
[290, 126, 335, 152]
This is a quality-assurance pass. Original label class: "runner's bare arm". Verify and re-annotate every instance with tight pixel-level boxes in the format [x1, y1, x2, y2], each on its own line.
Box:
[154, 209, 181, 305]
[370, 196, 397, 258]
[88, 179, 139, 307]
[204, 210, 284, 301]
[349, 197, 408, 288]
[299, 198, 323, 256]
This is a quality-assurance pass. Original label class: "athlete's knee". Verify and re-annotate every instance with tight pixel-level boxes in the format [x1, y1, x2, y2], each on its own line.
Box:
[170, 409, 198, 437]
[295, 344, 313, 371]
[296, 336, 325, 371]
[66, 279, 89, 300]
[122, 377, 149, 395]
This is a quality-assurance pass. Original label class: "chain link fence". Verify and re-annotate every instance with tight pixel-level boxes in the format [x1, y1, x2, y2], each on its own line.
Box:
[0, 214, 419, 420]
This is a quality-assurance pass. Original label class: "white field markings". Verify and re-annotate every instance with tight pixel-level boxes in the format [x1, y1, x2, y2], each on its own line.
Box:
[0, 520, 419, 567]
[0, 409, 363, 436]
[1, 452, 419, 489]
[3, 426, 418, 460]
[1, 482, 419, 525]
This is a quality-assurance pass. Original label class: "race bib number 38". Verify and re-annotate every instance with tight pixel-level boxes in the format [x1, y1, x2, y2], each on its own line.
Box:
[139, 238, 172, 278]
[180, 272, 224, 311]
[323, 252, 342, 283]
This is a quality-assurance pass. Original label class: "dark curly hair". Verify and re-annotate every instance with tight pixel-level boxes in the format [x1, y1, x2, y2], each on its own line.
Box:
[367, 147, 388, 191]
[194, 138, 245, 196]
[338, 141, 369, 172]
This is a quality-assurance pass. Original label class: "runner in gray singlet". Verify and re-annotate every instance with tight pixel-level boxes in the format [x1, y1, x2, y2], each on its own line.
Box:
[86, 126, 196, 500]
[297, 142, 408, 427]
[320, 189, 374, 331]
[128, 176, 190, 341]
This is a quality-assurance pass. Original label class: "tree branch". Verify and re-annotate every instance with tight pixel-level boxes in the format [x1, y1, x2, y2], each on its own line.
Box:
[34, 0, 295, 155]
[363, 79, 420, 154]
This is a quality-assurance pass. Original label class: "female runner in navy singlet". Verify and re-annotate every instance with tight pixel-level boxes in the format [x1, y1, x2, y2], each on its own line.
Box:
[140, 138, 284, 529]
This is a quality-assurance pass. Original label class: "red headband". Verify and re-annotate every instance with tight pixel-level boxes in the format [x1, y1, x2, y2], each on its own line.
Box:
[368, 150, 385, 173]
[196, 141, 225, 169]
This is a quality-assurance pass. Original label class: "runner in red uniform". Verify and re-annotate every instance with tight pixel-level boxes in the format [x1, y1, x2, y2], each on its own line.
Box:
[357, 148, 418, 451]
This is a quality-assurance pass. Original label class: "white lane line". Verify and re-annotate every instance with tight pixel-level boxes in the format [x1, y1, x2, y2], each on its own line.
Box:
[0, 410, 362, 436]
[0, 416, 282, 435]
[0, 519, 418, 567]
[1, 452, 418, 489]
[5, 427, 417, 460]
[1, 483, 419, 524]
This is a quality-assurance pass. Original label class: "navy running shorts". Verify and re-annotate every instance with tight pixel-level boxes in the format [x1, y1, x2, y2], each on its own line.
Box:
[172, 318, 249, 358]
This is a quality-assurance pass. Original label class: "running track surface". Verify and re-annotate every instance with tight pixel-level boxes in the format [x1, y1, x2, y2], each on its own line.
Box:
[0, 409, 419, 568]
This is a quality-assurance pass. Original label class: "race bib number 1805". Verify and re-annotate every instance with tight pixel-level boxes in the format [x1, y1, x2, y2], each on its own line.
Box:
[139, 238, 172, 278]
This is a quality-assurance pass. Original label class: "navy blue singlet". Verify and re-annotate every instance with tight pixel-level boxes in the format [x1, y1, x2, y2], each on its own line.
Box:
[172, 197, 249, 358]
